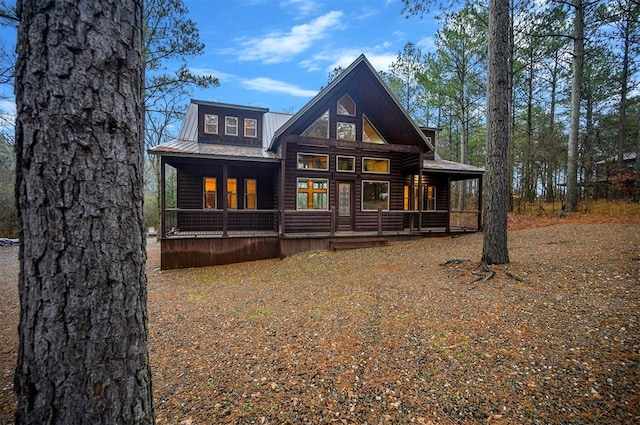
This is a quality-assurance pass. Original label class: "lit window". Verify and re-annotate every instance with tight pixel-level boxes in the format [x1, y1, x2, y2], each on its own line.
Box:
[227, 179, 237, 209]
[337, 122, 356, 141]
[425, 186, 436, 211]
[363, 157, 390, 174]
[362, 181, 389, 211]
[244, 118, 257, 138]
[245, 179, 257, 209]
[297, 178, 328, 210]
[337, 156, 355, 172]
[297, 153, 329, 170]
[337, 94, 356, 116]
[203, 177, 217, 209]
[204, 114, 218, 134]
[363, 115, 386, 144]
[301, 110, 329, 138]
[225, 116, 238, 136]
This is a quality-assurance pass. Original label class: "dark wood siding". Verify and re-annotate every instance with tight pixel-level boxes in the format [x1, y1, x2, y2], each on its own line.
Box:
[198, 104, 264, 147]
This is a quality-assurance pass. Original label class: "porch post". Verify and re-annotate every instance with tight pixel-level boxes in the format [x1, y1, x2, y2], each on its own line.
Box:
[279, 142, 287, 236]
[222, 163, 228, 237]
[418, 152, 423, 231]
[446, 176, 451, 233]
[478, 175, 483, 231]
[160, 156, 166, 238]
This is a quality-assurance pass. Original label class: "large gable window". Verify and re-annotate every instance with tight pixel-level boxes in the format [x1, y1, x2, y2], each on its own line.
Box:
[362, 181, 389, 211]
[297, 153, 329, 170]
[301, 110, 329, 138]
[337, 122, 356, 141]
[337, 94, 356, 116]
[363, 115, 386, 144]
[363, 157, 390, 174]
[297, 178, 328, 210]
[225, 116, 238, 136]
[204, 114, 218, 134]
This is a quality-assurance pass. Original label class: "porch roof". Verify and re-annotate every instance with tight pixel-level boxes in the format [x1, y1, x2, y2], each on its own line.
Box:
[149, 139, 279, 162]
[423, 154, 484, 178]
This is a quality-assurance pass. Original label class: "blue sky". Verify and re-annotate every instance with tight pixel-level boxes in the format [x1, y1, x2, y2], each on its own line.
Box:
[183, 0, 440, 113]
[0, 0, 441, 115]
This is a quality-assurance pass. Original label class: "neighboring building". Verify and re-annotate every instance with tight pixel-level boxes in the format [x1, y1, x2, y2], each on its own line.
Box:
[149, 55, 484, 269]
[594, 152, 638, 198]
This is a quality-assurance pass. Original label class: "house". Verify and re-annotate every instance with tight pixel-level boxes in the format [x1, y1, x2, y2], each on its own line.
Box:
[149, 55, 484, 269]
[594, 152, 638, 198]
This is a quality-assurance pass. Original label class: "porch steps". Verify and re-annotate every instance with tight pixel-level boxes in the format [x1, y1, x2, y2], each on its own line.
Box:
[330, 237, 389, 251]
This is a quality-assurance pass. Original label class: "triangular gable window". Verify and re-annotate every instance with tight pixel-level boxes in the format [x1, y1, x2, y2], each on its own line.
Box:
[362, 115, 386, 144]
[337, 94, 355, 116]
[301, 109, 329, 138]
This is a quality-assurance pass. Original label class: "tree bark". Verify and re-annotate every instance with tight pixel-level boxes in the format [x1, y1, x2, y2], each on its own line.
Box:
[14, 1, 153, 423]
[482, 0, 510, 265]
[565, 0, 584, 212]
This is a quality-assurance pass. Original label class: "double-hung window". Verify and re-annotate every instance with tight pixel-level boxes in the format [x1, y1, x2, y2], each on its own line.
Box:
[225, 116, 238, 136]
[203, 177, 217, 208]
[204, 114, 218, 134]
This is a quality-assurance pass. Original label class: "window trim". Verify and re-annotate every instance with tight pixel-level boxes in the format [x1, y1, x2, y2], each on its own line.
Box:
[301, 109, 330, 139]
[204, 114, 219, 135]
[362, 157, 390, 174]
[362, 114, 387, 144]
[245, 178, 257, 210]
[336, 155, 356, 172]
[227, 178, 237, 209]
[296, 178, 329, 210]
[336, 121, 356, 141]
[361, 180, 390, 211]
[297, 152, 329, 171]
[425, 185, 437, 211]
[244, 118, 257, 138]
[225, 116, 238, 136]
[337, 93, 356, 116]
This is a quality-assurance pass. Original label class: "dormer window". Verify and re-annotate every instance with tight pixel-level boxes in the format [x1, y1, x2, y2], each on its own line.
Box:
[244, 118, 257, 138]
[204, 114, 218, 134]
[301, 110, 329, 139]
[225, 116, 238, 136]
[337, 94, 355, 116]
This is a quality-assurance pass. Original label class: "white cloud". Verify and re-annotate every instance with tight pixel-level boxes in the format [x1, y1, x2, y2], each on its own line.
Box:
[300, 48, 397, 75]
[241, 77, 318, 97]
[415, 36, 436, 53]
[235, 11, 345, 64]
[279, 0, 320, 17]
[189, 67, 236, 83]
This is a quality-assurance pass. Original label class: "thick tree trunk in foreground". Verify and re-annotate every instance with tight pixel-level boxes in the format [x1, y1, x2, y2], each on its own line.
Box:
[482, 0, 510, 265]
[14, 1, 153, 423]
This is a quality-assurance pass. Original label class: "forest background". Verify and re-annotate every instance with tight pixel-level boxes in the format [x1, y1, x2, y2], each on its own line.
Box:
[0, 0, 638, 238]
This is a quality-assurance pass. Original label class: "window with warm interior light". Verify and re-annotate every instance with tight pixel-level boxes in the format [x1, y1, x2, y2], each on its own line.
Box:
[227, 179, 237, 209]
[203, 177, 217, 208]
[362, 181, 389, 211]
[363, 115, 386, 144]
[337, 155, 355, 172]
[425, 185, 436, 211]
[301, 110, 329, 138]
[297, 178, 328, 210]
[204, 114, 218, 134]
[362, 157, 390, 174]
[245, 179, 257, 209]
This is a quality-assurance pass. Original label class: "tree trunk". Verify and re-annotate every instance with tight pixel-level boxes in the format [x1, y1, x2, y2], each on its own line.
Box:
[482, 0, 510, 265]
[565, 0, 584, 212]
[14, 1, 154, 423]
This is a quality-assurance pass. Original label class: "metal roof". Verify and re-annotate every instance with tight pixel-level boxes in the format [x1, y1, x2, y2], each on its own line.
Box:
[149, 139, 279, 162]
[423, 154, 484, 175]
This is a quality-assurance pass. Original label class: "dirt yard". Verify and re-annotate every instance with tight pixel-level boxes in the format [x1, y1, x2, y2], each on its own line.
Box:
[1, 212, 639, 424]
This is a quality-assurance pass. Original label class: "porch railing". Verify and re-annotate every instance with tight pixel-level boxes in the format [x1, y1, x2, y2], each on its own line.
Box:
[164, 208, 278, 237]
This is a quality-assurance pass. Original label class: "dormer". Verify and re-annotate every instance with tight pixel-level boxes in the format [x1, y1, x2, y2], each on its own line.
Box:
[195, 100, 269, 148]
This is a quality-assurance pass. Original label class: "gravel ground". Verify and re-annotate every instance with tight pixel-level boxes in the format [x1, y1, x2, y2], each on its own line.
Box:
[1, 218, 639, 424]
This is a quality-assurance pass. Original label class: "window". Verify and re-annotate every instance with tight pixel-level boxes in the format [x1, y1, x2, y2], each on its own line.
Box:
[337, 155, 355, 172]
[245, 179, 257, 209]
[225, 116, 238, 136]
[204, 114, 218, 134]
[203, 177, 217, 209]
[227, 179, 237, 209]
[301, 110, 329, 138]
[297, 178, 328, 210]
[363, 157, 390, 174]
[337, 122, 356, 141]
[425, 185, 436, 211]
[297, 153, 329, 170]
[337, 94, 356, 116]
[362, 181, 389, 211]
[244, 118, 257, 138]
[403, 184, 419, 210]
[363, 115, 386, 144]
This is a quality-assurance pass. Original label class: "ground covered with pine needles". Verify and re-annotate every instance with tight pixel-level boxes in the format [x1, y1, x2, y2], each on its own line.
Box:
[1, 206, 639, 424]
